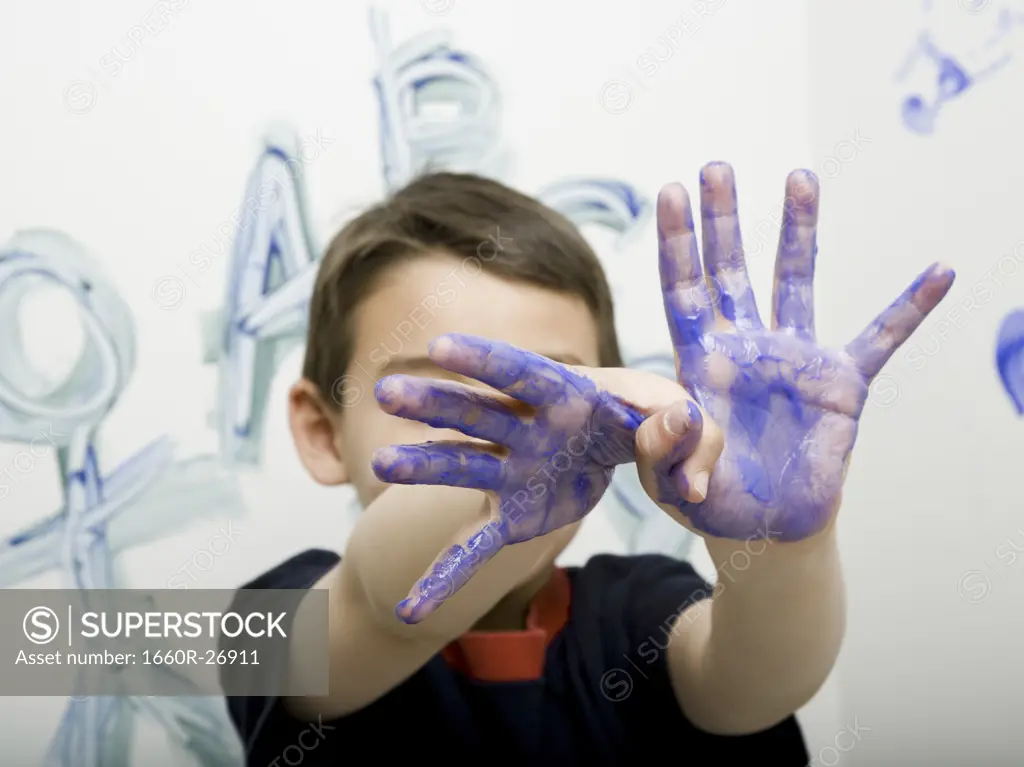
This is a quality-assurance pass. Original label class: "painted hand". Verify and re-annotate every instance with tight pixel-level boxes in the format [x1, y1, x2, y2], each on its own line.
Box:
[653, 163, 955, 541]
[370, 335, 705, 623]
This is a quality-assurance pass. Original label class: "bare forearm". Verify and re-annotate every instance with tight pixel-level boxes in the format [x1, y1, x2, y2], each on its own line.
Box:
[346, 483, 553, 640]
[287, 484, 552, 719]
[670, 524, 845, 734]
[287, 559, 441, 719]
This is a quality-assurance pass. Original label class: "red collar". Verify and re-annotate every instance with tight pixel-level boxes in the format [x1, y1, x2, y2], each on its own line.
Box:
[441, 567, 571, 682]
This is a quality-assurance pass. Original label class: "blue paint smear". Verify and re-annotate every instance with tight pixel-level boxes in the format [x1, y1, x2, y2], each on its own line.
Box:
[996, 309, 1024, 414]
[894, 5, 1023, 135]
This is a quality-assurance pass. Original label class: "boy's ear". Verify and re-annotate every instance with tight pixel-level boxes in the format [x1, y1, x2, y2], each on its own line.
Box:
[288, 378, 349, 485]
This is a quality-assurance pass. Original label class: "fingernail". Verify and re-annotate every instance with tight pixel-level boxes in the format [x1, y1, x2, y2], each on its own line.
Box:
[664, 400, 692, 436]
[691, 470, 709, 501]
[395, 599, 415, 624]
[428, 334, 457, 361]
[375, 377, 400, 404]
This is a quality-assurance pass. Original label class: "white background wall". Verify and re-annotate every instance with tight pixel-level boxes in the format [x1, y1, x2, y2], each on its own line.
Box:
[806, 2, 1024, 765]
[7, 0, 1019, 764]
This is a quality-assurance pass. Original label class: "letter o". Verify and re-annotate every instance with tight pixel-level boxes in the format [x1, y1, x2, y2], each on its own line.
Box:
[834, 140, 857, 163]
[462, 256, 482, 278]
[729, 548, 751, 573]
[13, 452, 33, 473]
[192, 549, 215, 573]
[208, 535, 230, 557]
[835, 729, 857, 752]
[819, 157, 841, 178]
[566, 435, 587, 457]
[285, 157, 304, 181]
[551, 451, 573, 472]
[477, 241, 498, 261]
[220, 613, 244, 638]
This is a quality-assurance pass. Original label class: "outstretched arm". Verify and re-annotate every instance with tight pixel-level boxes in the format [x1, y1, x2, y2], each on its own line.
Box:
[669, 523, 845, 735]
[636, 163, 953, 733]
[287, 481, 565, 721]
[288, 339, 718, 721]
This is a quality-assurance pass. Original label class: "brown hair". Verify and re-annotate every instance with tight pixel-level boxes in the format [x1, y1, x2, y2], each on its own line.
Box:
[302, 172, 623, 407]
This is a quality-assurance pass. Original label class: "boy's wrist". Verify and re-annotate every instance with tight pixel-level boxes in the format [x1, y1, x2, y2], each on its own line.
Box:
[346, 486, 550, 640]
[702, 516, 839, 581]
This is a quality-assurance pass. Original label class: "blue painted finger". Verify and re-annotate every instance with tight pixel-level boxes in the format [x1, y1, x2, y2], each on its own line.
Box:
[396, 519, 506, 623]
[585, 395, 647, 467]
[428, 334, 579, 408]
[844, 262, 955, 379]
[652, 400, 704, 504]
[658, 183, 715, 377]
[772, 170, 820, 340]
[371, 444, 506, 490]
[375, 375, 526, 447]
[699, 162, 763, 330]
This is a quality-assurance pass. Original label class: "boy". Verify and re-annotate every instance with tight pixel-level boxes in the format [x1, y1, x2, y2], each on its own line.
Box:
[225, 166, 952, 763]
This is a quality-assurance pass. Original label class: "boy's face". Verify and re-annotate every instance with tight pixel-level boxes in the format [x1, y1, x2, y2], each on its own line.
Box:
[290, 252, 604, 554]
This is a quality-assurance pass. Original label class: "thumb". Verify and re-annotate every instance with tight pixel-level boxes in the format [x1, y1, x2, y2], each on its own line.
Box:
[636, 398, 721, 503]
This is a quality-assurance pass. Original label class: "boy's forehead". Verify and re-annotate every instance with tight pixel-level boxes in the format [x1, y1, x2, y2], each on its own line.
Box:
[350, 254, 602, 370]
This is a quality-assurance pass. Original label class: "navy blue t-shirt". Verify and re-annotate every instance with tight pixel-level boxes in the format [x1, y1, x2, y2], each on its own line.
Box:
[225, 549, 808, 765]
